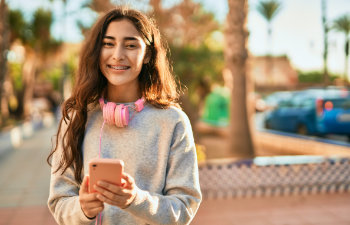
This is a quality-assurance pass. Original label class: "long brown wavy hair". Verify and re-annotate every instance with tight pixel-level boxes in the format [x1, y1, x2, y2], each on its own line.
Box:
[47, 6, 180, 184]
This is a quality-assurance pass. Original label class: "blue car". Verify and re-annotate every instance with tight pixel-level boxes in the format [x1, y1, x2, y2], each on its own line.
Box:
[264, 88, 350, 139]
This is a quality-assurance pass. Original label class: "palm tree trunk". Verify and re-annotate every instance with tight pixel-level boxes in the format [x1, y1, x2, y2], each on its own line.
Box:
[225, 0, 254, 158]
[0, 0, 10, 126]
[266, 23, 273, 86]
[321, 0, 330, 86]
[345, 38, 349, 85]
[22, 51, 37, 118]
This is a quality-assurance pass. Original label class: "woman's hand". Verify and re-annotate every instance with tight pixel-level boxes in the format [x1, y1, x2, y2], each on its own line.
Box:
[79, 176, 104, 219]
[94, 172, 137, 209]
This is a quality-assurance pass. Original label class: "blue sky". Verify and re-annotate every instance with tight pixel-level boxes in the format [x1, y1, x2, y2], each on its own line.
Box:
[8, 0, 350, 76]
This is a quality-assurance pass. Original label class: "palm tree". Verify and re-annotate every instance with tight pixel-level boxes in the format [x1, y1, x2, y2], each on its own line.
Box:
[256, 0, 282, 55]
[225, 0, 254, 158]
[257, 0, 281, 86]
[9, 8, 61, 118]
[0, 0, 9, 125]
[321, 0, 330, 85]
[333, 14, 350, 84]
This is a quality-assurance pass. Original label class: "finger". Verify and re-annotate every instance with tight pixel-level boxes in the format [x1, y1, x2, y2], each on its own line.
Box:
[81, 193, 100, 202]
[96, 193, 124, 206]
[94, 184, 123, 200]
[80, 176, 89, 194]
[122, 173, 135, 189]
[97, 181, 123, 194]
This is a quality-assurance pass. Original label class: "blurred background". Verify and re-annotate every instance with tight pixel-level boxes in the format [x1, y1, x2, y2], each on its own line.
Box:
[0, 0, 350, 224]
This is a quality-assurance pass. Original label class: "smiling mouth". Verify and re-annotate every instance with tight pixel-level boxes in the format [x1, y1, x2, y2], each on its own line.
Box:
[108, 65, 130, 70]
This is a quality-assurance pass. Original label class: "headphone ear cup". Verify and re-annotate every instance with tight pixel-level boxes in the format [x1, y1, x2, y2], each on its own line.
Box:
[114, 104, 130, 127]
[105, 102, 116, 125]
[115, 104, 122, 127]
[122, 106, 129, 127]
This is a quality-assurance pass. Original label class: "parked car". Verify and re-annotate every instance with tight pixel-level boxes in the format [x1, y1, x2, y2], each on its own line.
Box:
[264, 87, 350, 139]
[262, 91, 293, 111]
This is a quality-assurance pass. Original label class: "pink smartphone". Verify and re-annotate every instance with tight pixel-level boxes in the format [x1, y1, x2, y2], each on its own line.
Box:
[88, 158, 124, 193]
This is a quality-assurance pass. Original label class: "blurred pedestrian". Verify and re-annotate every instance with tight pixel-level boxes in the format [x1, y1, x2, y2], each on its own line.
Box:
[47, 6, 201, 225]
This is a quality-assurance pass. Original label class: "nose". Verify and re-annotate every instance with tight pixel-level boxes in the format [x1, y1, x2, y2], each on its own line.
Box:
[112, 45, 125, 61]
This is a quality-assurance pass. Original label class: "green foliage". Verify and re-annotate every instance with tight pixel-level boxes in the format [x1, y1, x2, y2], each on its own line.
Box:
[333, 14, 350, 63]
[9, 8, 62, 53]
[333, 14, 350, 35]
[8, 9, 31, 44]
[32, 9, 52, 40]
[32, 8, 63, 54]
[298, 71, 339, 83]
[170, 44, 224, 104]
[9, 63, 23, 91]
[40, 67, 63, 91]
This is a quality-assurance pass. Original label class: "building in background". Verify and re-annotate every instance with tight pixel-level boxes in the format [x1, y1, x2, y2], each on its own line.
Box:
[249, 55, 298, 91]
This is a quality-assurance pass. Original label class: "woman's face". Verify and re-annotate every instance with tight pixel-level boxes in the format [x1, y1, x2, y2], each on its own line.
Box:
[99, 19, 149, 92]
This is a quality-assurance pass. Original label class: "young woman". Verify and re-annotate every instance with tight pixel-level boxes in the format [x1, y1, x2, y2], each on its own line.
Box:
[47, 6, 201, 225]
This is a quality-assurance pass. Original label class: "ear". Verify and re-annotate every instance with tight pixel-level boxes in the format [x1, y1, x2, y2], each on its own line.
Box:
[143, 49, 151, 64]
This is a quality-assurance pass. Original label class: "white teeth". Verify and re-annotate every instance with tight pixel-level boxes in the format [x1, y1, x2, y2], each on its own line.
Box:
[109, 65, 129, 70]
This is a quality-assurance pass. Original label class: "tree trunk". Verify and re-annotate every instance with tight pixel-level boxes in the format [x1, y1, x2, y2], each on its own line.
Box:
[345, 38, 349, 85]
[0, 0, 9, 126]
[321, 0, 330, 86]
[22, 51, 37, 119]
[225, 0, 254, 158]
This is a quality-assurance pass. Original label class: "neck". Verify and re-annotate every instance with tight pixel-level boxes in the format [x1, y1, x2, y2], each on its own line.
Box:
[106, 83, 141, 103]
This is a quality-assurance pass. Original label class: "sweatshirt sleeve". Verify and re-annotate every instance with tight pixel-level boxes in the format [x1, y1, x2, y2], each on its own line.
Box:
[124, 113, 202, 225]
[47, 122, 94, 225]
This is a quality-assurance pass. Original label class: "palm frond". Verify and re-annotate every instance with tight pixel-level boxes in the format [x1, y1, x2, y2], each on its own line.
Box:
[257, 0, 282, 22]
[333, 14, 350, 35]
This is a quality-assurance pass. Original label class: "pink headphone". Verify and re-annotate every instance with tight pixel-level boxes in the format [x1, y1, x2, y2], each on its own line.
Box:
[99, 98, 145, 127]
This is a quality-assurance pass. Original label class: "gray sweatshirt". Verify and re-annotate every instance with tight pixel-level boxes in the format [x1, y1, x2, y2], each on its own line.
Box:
[48, 103, 202, 225]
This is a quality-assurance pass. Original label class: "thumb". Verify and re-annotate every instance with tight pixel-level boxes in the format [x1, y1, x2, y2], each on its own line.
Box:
[80, 175, 89, 194]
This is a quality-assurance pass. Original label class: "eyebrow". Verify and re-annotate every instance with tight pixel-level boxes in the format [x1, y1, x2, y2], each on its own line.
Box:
[103, 36, 140, 41]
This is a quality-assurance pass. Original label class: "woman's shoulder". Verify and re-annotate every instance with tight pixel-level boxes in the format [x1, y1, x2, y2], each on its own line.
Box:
[145, 104, 190, 124]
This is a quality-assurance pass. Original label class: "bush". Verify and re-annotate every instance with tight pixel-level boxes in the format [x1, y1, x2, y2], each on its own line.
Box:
[298, 70, 340, 83]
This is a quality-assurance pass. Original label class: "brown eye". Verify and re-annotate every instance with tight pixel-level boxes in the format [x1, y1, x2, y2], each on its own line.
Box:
[126, 44, 136, 49]
[103, 42, 114, 47]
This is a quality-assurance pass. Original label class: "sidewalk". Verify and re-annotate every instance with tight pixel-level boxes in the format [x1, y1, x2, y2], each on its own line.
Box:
[192, 194, 350, 225]
[0, 126, 56, 225]
[1, 125, 350, 225]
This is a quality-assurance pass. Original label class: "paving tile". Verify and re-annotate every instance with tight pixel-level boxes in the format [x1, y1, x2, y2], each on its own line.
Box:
[0, 208, 15, 225]
[267, 213, 313, 225]
[0, 206, 55, 225]
[8, 217, 44, 225]
[306, 222, 350, 225]
[301, 211, 348, 224]
[43, 216, 58, 225]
